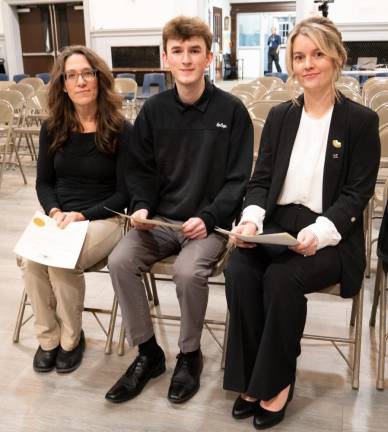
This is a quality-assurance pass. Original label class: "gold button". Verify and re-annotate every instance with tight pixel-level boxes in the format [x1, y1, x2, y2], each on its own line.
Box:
[351, 217, 356, 222]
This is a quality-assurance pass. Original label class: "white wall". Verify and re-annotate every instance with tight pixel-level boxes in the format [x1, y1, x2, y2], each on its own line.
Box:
[296, 0, 388, 41]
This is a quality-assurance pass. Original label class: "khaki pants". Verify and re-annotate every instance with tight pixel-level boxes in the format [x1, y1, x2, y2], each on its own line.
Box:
[23, 216, 122, 351]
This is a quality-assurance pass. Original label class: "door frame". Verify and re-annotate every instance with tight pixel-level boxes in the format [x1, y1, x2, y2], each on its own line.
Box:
[2, 0, 91, 77]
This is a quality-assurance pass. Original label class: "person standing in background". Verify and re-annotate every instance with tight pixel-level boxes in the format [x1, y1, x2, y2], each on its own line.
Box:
[267, 27, 282, 73]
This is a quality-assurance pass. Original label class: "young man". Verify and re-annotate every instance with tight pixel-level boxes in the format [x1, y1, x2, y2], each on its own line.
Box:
[267, 27, 282, 72]
[106, 16, 253, 405]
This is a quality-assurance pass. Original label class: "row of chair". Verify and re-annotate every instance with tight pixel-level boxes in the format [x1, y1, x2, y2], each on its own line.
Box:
[0, 72, 51, 84]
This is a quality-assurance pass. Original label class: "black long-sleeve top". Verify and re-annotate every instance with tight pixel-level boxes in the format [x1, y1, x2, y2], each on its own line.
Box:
[128, 79, 253, 233]
[36, 121, 132, 220]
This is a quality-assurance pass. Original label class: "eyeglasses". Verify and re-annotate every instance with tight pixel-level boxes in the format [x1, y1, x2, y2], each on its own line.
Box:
[64, 69, 97, 83]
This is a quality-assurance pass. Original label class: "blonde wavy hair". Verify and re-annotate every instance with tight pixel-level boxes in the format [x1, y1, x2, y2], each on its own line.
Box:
[286, 16, 347, 100]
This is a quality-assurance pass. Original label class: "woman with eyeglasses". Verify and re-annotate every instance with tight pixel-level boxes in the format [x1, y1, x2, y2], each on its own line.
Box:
[22, 45, 132, 374]
[223, 17, 380, 429]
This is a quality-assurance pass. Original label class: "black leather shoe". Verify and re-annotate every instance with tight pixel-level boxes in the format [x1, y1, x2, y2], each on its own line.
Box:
[253, 381, 295, 430]
[33, 346, 59, 372]
[167, 350, 203, 404]
[105, 351, 166, 403]
[232, 395, 259, 419]
[56, 330, 85, 373]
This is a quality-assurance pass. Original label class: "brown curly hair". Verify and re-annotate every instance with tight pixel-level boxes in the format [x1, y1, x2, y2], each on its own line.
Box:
[46, 45, 124, 154]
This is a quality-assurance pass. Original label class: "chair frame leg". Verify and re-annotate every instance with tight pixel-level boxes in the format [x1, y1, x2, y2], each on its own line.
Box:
[13, 287, 29, 343]
[104, 295, 119, 355]
[371, 258, 383, 327]
[365, 198, 373, 277]
[352, 284, 363, 390]
[377, 260, 387, 390]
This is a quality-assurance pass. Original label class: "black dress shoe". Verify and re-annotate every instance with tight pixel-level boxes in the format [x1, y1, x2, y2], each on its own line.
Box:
[56, 330, 85, 373]
[253, 381, 295, 430]
[167, 350, 203, 404]
[33, 346, 60, 372]
[232, 395, 259, 419]
[105, 351, 166, 403]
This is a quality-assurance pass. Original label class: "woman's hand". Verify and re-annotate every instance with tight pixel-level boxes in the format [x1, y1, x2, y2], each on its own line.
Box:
[289, 228, 318, 256]
[53, 211, 86, 229]
[230, 222, 258, 249]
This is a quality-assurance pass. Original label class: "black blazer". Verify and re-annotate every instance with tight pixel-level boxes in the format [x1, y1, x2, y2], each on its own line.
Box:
[245, 94, 380, 297]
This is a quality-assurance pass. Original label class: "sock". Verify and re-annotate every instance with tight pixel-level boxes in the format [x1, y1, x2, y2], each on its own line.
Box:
[139, 335, 162, 357]
[180, 348, 200, 357]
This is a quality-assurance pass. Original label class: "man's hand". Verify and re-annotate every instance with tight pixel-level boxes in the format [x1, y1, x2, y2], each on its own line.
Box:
[289, 228, 318, 256]
[230, 222, 257, 249]
[131, 209, 155, 230]
[53, 211, 86, 229]
[182, 217, 207, 239]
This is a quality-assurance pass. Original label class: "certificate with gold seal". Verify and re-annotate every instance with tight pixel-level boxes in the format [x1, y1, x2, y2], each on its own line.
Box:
[13, 211, 89, 269]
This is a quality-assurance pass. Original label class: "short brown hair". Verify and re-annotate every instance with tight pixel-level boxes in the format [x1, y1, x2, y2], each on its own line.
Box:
[286, 16, 347, 99]
[47, 45, 123, 154]
[162, 16, 212, 53]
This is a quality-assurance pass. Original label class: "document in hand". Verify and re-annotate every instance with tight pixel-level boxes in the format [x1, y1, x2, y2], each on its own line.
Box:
[215, 227, 298, 246]
[13, 211, 89, 269]
[104, 208, 183, 230]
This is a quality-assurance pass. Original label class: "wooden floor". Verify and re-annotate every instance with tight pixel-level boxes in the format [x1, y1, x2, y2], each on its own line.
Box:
[1, 146, 388, 432]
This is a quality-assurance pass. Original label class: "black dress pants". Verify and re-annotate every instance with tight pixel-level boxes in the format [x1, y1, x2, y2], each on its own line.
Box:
[267, 49, 282, 73]
[223, 205, 341, 400]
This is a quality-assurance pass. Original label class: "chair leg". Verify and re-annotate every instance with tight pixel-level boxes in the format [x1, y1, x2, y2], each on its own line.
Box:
[377, 263, 387, 390]
[352, 285, 364, 390]
[365, 199, 373, 278]
[350, 296, 357, 327]
[370, 258, 383, 327]
[118, 322, 125, 356]
[104, 295, 119, 355]
[13, 288, 28, 343]
[221, 309, 230, 370]
[142, 273, 153, 302]
[149, 273, 160, 306]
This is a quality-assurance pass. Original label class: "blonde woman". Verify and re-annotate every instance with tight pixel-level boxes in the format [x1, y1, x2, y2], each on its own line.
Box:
[223, 16, 380, 429]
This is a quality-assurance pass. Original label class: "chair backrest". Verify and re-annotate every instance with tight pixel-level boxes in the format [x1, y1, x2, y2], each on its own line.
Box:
[343, 91, 363, 105]
[34, 87, 49, 112]
[262, 90, 291, 102]
[0, 81, 15, 90]
[253, 76, 284, 91]
[9, 82, 35, 100]
[362, 76, 388, 93]
[286, 78, 304, 97]
[370, 90, 388, 111]
[247, 100, 278, 122]
[0, 73, 9, 81]
[230, 89, 255, 106]
[232, 83, 267, 100]
[377, 103, 388, 130]
[142, 73, 166, 96]
[337, 75, 360, 92]
[35, 72, 51, 84]
[114, 78, 138, 100]
[117, 73, 136, 80]
[380, 124, 388, 158]
[13, 74, 29, 83]
[252, 118, 265, 160]
[20, 77, 45, 92]
[363, 80, 388, 106]
[0, 89, 25, 112]
[0, 99, 14, 126]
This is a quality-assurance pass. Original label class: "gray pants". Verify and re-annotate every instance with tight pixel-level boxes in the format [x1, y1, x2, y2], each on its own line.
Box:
[108, 219, 227, 353]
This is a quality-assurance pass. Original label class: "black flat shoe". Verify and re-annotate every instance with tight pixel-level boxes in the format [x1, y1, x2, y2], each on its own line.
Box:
[33, 346, 60, 372]
[253, 381, 295, 430]
[56, 330, 85, 373]
[167, 350, 203, 404]
[105, 350, 166, 403]
[232, 395, 259, 419]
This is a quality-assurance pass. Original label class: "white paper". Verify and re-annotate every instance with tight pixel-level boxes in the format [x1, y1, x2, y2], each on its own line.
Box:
[215, 227, 299, 246]
[13, 211, 89, 269]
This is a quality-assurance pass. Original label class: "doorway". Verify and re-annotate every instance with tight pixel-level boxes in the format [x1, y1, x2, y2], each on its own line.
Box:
[17, 2, 85, 75]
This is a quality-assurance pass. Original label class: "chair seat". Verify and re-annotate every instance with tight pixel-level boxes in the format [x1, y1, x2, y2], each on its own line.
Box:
[319, 284, 340, 295]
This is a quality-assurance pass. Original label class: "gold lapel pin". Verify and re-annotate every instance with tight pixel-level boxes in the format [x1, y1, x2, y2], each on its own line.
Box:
[332, 139, 342, 149]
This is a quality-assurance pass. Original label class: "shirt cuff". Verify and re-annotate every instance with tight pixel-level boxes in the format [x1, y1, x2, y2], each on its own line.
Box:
[305, 216, 342, 250]
[239, 205, 266, 234]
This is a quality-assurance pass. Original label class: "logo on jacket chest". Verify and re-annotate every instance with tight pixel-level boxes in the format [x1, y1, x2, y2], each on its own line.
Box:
[216, 122, 228, 129]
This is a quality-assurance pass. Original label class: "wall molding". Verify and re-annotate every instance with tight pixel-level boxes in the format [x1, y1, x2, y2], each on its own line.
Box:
[90, 27, 163, 39]
[338, 21, 388, 41]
